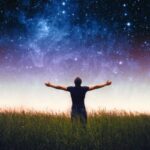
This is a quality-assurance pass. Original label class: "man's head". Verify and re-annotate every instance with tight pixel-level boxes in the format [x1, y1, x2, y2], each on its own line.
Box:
[74, 77, 82, 87]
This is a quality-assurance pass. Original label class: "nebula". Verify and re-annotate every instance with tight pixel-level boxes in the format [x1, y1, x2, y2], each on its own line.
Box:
[0, 0, 150, 113]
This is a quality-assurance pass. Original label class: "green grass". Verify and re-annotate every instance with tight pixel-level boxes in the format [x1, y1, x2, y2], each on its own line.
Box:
[0, 110, 150, 150]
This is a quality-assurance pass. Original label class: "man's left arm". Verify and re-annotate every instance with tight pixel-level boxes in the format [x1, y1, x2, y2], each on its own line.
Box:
[45, 82, 67, 91]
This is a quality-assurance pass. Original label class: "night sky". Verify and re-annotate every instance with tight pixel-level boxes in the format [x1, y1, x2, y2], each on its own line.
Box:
[0, 0, 150, 112]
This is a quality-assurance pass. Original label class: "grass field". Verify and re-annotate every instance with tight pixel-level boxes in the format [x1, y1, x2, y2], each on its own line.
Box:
[0, 110, 150, 150]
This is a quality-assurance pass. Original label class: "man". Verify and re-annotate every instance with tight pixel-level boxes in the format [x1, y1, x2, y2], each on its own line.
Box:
[45, 77, 112, 125]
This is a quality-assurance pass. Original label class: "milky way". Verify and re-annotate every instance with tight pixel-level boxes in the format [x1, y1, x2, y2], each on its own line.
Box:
[0, 0, 150, 112]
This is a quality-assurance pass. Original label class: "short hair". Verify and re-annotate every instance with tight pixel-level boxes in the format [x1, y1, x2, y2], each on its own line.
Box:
[74, 77, 82, 86]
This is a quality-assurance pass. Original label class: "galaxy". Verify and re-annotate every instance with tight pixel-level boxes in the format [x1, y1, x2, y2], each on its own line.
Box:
[0, 0, 150, 113]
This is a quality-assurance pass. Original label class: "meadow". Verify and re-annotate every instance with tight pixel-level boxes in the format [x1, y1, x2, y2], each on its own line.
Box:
[0, 110, 149, 150]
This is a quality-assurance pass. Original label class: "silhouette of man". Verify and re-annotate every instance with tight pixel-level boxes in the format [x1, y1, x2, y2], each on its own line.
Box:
[45, 77, 112, 125]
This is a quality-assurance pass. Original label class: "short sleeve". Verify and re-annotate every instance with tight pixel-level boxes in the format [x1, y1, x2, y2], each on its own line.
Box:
[83, 86, 89, 92]
[67, 86, 73, 92]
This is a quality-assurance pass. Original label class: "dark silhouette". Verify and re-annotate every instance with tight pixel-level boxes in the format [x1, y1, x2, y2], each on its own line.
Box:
[45, 77, 112, 125]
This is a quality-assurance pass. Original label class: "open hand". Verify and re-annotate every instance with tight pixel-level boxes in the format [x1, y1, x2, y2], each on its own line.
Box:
[45, 82, 51, 87]
[106, 80, 112, 86]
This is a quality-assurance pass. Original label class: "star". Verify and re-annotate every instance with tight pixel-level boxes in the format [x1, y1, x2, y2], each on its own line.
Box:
[124, 12, 128, 16]
[74, 57, 78, 61]
[126, 22, 131, 27]
[62, 10, 66, 14]
[119, 61, 123, 65]
[62, 2, 66, 6]
[123, 3, 127, 7]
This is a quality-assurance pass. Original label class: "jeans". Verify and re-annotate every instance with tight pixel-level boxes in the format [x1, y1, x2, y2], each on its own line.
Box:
[71, 106, 87, 125]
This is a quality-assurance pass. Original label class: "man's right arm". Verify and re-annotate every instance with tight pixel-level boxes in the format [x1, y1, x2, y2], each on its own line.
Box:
[89, 80, 112, 91]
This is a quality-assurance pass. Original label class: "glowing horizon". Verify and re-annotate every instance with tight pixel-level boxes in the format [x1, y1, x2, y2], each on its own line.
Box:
[1, 69, 150, 113]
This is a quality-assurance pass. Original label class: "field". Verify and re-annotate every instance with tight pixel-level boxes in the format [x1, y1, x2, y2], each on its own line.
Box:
[0, 110, 150, 150]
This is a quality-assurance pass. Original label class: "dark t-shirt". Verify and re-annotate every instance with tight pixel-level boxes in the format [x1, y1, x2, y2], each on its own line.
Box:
[67, 86, 89, 109]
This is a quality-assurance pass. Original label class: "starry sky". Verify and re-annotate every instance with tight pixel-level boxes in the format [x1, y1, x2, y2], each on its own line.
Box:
[0, 0, 150, 113]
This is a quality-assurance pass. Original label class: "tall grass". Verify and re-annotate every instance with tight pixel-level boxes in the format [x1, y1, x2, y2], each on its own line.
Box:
[0, 110, 150, 150]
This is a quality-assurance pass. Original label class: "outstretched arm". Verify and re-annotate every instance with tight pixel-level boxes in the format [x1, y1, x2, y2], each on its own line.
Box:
[89, 80, 112, 91]
[45, 82, 67, 91]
